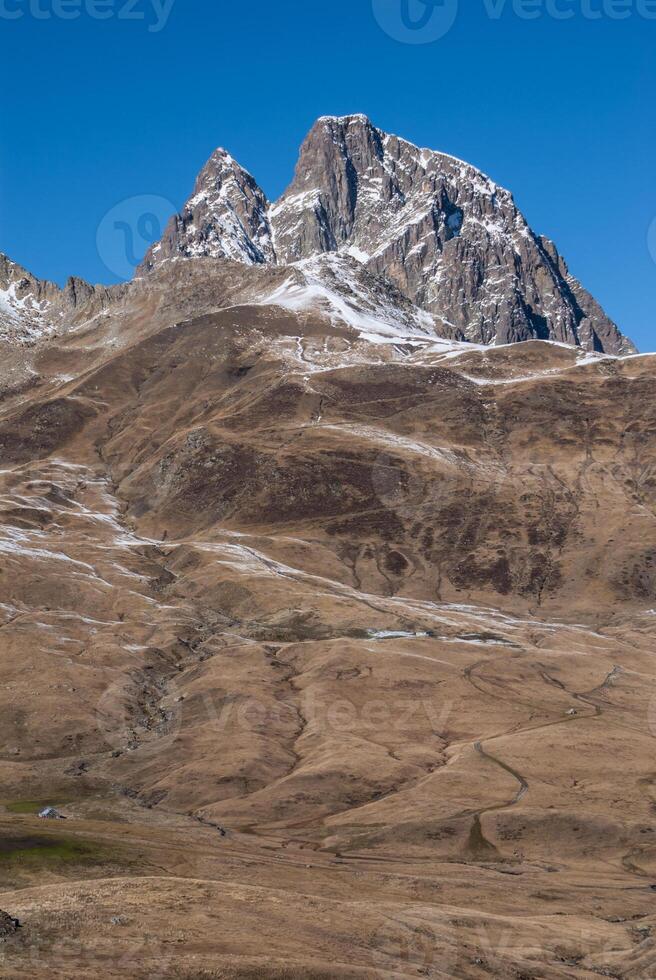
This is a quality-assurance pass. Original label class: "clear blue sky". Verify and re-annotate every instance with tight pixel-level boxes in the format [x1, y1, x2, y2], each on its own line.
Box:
[1, 0, 654, 351]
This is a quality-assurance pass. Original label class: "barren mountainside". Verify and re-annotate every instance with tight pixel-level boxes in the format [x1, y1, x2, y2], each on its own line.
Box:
[0, 120, 654, 980]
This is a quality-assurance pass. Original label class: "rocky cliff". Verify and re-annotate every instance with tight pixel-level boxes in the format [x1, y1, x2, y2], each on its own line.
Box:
[141, 114, 635, 355]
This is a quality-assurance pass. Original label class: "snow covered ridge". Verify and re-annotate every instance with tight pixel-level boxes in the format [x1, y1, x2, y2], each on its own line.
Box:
[255, 254, 445, 346]
[254, 259, 650, 365]
[0, 253, 124, 346]
[0, 255, 63, 344]
[139, 114, 636, 356]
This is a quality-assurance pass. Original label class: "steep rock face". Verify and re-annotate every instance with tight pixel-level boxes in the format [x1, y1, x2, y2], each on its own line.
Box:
[141, 149, 274, 271]
[537, 235, 629, 354]
[271, 116, 633, 353]
[140, 115, 634, 355]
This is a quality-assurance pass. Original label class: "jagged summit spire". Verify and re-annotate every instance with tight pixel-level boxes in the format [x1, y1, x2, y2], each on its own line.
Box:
[140, 145, 274, 271]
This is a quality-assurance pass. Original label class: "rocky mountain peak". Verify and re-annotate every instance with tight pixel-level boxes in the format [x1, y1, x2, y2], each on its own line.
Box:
[271, 115, 634, 354]
[140, 147, 274, 272]
[138, 115, 635, 355]
[4, 115, 634, 356]
[269, 111, 512, 271]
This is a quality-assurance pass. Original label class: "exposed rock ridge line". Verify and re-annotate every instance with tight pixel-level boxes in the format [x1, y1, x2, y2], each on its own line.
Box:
[1, 115, 636, 354]
[141, 114, 634, 355]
